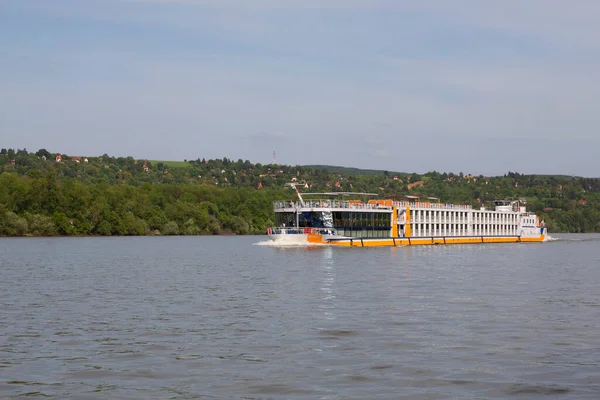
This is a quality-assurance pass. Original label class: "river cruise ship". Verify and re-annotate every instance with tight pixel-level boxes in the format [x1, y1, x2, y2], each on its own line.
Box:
[267, 185, 547, 247]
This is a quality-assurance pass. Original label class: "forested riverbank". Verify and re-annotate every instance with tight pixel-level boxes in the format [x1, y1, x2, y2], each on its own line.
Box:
[0, 171, 283, 236]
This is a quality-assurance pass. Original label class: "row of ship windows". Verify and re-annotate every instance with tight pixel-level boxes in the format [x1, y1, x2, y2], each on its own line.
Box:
[413, 224, 519, 229]
[333, 212, 390, 225]
[276, 211, 529, 230]
[335, 229, 390, 238]
[412, 218, 518, 223]
[275, 212, 391, 228]
[411, 212, 519, 222]
[412, 225, 520, 236]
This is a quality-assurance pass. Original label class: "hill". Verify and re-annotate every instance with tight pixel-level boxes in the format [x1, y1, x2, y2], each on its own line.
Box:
[302, 164, 406, 176]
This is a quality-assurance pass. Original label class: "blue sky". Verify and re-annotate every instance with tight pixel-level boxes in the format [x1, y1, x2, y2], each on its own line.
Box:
[1, 0, 599, 176]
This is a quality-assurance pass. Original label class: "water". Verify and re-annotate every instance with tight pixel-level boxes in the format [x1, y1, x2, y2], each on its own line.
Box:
[1, 234, 599, 399]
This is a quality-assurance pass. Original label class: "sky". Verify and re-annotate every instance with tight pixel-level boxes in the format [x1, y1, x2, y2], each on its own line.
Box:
[1, 0, 599, 176]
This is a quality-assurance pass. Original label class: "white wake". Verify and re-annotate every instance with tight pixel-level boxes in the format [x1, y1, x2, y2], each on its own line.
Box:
[253, 240, 326, 247]
[543, 235, 560, 242]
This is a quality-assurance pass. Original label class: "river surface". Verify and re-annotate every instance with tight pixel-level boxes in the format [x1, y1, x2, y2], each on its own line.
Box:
[1, 234, 599, 399]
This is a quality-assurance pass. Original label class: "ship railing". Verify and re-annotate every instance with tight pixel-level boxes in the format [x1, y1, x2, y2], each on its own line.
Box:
[520, 212, 536, 216]
[273, 200, 392, 210]
[401, 201, 472, 210]
[273, 200, 473, 211]
[267, 227, 337, 235]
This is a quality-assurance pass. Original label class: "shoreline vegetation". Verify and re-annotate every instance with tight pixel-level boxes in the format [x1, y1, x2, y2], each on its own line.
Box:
[2, 148, 600, 237]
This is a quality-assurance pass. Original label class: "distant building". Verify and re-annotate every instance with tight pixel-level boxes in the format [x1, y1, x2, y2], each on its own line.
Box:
[55, 155, 62, 162]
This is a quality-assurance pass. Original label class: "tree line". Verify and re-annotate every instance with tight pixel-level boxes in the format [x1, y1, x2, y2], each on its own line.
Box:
[0, 168, 284, 236]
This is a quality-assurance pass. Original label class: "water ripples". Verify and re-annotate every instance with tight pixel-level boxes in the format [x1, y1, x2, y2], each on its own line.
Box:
[1, 235, 600, 398]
